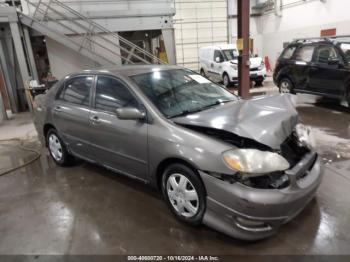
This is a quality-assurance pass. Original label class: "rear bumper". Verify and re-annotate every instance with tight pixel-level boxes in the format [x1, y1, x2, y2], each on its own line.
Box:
[199, 153, 324, 241]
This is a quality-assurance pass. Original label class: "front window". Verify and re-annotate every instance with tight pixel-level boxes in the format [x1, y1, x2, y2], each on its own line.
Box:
[315, 45, 338, 64]
[214, 50, 225, 63]
[222, 49, 239, 61]
[95, 76, 138, 113]
[340, 43, 350, 63]
[130, 69, 237, 118]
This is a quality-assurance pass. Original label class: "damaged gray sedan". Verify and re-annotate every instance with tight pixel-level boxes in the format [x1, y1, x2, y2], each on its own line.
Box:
[33, 65, 324, 240]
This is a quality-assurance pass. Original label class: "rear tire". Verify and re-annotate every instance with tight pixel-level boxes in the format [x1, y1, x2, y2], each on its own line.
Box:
[200, 69, 206, 77]
[162, 163, 206, 226]
[46, 129, 74, 166]
[279, 78, 294, 94]
[255, 80, 264, 87]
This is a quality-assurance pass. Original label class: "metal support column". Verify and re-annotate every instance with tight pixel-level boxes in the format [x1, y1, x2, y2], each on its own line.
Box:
[161, 28, 177, 65]
[0, 39, 18, 113]
[237, 0, 250, 98]
[9, 22, 33, 112]
[23, 26, 39, 81]
[0, 76, 7, 122]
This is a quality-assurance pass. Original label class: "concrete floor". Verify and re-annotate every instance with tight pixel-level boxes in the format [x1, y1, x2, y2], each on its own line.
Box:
[0, 85, 350, 255]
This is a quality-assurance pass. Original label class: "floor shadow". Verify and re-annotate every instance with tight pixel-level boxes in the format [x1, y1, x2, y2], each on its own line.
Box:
[314, 97, 350, 114]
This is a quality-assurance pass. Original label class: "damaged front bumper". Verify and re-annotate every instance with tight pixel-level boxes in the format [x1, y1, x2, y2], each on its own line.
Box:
[199, 152, 323, 241]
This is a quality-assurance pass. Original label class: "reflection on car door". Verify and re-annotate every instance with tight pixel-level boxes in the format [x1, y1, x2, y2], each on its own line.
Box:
[291, 45, 316, 91]
[309, 44, 346, 97]
[88, 75, 148, 180]
[52, 75, 94, 157]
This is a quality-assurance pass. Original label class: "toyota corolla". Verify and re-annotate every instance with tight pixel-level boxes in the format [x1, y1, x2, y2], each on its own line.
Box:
[33, 65, 324, 240]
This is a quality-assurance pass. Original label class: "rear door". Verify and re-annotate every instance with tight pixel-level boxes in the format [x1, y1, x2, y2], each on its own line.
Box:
[291, 44, 316, 91]
[52, 75, 94, 158]
[88, 75, 148, 180]
[308, 44, 346, 97]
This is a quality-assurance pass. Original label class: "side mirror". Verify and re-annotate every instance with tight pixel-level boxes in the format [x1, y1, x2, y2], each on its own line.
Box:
[116, 107, 145, 120]
[328, 57, 340, 65]
[215, 57, 222, 63]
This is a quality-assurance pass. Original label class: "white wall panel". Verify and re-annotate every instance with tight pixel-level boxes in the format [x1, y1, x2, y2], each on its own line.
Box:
[174, 0, 228, 71]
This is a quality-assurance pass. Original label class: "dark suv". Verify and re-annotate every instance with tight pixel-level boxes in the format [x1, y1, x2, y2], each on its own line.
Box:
[273, 38, 350, 106]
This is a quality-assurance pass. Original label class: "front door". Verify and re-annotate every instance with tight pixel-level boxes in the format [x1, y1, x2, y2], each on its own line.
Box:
[52, 75, 94, 157]
[208, 50, 224, 82]
[88, 75, 148, 180]
[309, 44, 346, 97]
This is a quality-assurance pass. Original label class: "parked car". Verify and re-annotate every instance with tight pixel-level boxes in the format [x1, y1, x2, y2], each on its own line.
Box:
[33, 65, 323, 240]
[274, 38, 350, 106]
[199, 44, 266, 87]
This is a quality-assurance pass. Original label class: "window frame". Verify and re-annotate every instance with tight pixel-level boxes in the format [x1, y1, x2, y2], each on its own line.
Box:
[55, 74, 95, 108]
[92, 74, 141, 115]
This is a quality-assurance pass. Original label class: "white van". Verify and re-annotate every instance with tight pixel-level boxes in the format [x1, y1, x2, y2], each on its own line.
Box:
[199, 44, 266, 87]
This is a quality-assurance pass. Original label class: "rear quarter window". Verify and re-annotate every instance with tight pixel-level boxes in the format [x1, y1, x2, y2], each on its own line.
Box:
[281, 46, 297, 59]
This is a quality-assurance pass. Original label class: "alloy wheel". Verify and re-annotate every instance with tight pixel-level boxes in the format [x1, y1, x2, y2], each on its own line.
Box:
[280, 80, 291, 93]
[48, 134, 63, 161]
[166, 173, 199, 218]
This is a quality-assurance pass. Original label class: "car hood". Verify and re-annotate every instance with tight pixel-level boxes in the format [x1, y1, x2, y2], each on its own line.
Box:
[172, 94, 299, 150]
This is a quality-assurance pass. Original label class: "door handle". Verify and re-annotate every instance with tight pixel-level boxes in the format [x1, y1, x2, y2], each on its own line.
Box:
[90, 115, 101, 124]
[53, 106, 61, 113]
[211, 63, 214, 68]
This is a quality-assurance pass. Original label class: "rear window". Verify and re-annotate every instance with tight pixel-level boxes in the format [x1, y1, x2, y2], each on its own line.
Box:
[281, 46, 297, 59]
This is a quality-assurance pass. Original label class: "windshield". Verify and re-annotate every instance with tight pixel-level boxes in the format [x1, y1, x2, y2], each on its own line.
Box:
[340, 43, 350, 63]
[130, 69, 237, 118]
[222, 49, 239, 61]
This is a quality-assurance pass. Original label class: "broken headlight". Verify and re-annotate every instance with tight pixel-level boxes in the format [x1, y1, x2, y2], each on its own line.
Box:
[222, 149, 290, 176]
[295, 124, 316, 150]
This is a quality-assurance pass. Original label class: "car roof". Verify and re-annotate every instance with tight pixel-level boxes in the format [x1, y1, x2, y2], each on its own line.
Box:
[67, 64, 182, 78]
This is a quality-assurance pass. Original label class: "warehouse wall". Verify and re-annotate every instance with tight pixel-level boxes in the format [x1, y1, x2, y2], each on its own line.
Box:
[229, 0, 350, 69]
[174, 0, 228, 71]
[46, 37, 97, 79]
[258, 0, 350, 68]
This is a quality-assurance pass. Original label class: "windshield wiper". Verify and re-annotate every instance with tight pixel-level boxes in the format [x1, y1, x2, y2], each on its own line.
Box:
[169, 99, 234, 118]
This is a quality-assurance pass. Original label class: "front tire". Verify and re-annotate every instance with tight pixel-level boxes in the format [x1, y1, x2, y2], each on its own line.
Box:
[200, 69, 206, 77]
[162, 163, 206, 225]
[46, 129, 74, 166]
[279, 78, 294, 94]
[223, 73, 231, 87]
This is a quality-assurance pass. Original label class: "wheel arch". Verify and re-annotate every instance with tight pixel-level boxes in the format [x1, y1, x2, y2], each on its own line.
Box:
[278, 75, 295, 88]
[43, 123, 56, 146]
[155, 157, 204, 191]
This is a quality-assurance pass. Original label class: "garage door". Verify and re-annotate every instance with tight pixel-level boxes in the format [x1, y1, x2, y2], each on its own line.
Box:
[174, 0, 228, 71]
